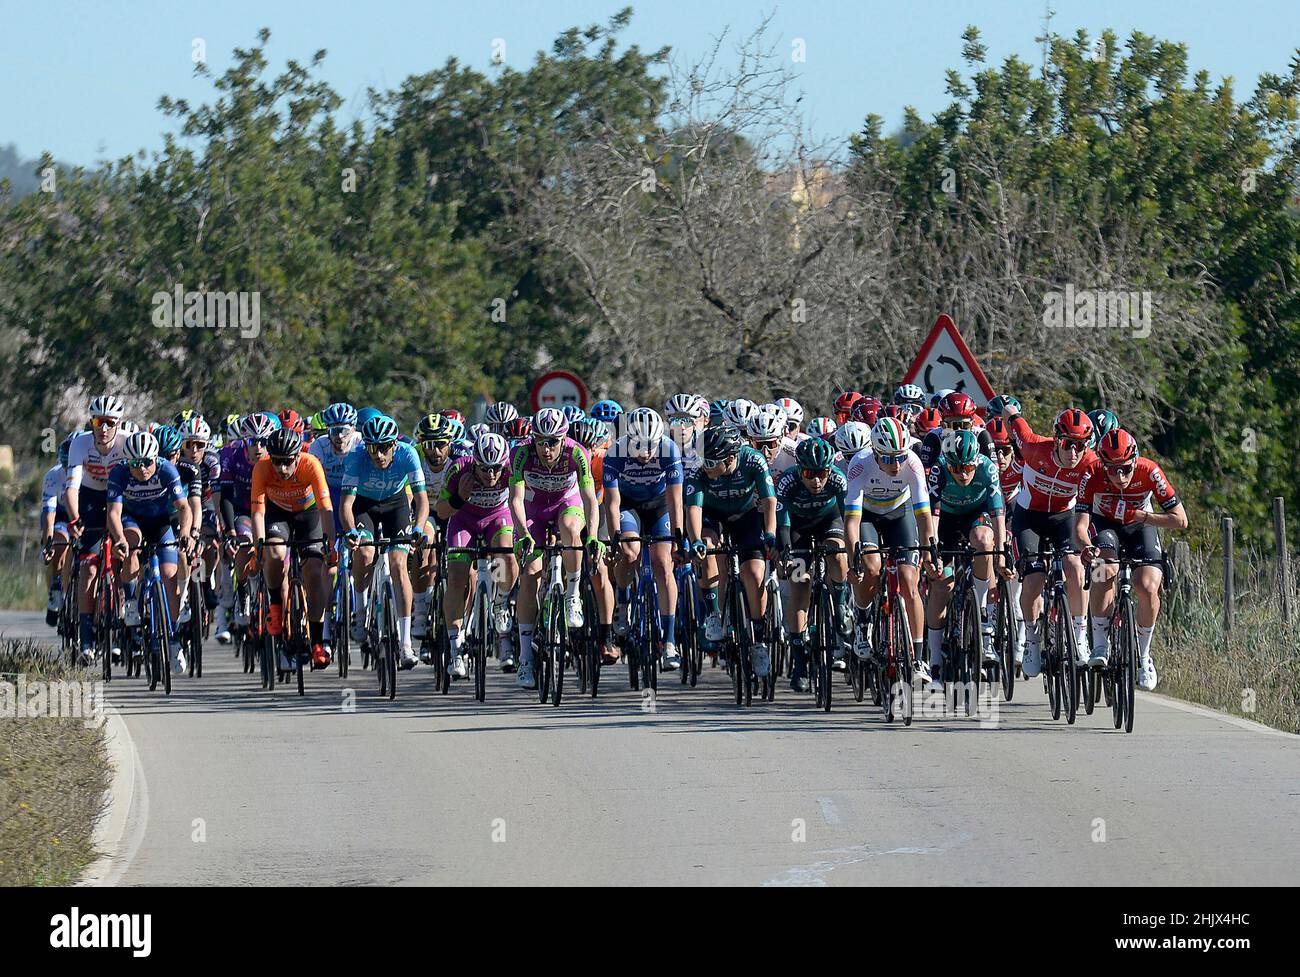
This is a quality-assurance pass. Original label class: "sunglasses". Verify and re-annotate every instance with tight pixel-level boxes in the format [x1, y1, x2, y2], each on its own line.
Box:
[668, 415, 694, 426]
[1105, 463, 1135, 477]
[994, 444, 1013, 455]
[250, 437, 269, 447]
[92, 416, 119, 429]
[475, 462, 504, 474]
[535, 436, 562, 448]
[270, 455, 298, 467]
[877, 452, 908, 466]
[945, 419, 973, 429]
[753, 439, 780, 450]
[703, 456, 734, 469]
[366, 442, 395, 452]
[183, 440, 209, 451]
[422, 439, 452, 450]
[1057, 438, 1089, 452]
[947, 463, 977, 476]
[126, 457, 154, 468]
[328, 425, 353, 436]
[800, 468, 831, 479]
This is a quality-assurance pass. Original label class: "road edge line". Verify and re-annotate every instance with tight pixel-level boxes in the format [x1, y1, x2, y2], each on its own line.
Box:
[1137, 690, 1297, 738]
[78, 703, 148, 885]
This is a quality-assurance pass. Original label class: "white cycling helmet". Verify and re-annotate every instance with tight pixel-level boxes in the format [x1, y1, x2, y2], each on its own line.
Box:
[240, 412, 277, 441]
[118, 420, 140, 436]
[626, 407, 665, 448]
[88, 395, 125, 419]
[484, 401, 519, 428]
[870, 416, 911, 455]
[467, 422, 489, 443]
[807, 416, 837, 438]
[746, 406, 786, 441]
[688, 394, 710, 419]
[473, 432, 510, 467]
[179, 416, 211, 441]
[893, 384, 926, 408]
[664, 393, 697, 418]
[775, 397, 804, 426]
[532, 407, 569, 439]
[723, 398, 758, 430]
[929, 387, 955, 409]
[124, 431, 159, 464]
[834, 420, 871, 455]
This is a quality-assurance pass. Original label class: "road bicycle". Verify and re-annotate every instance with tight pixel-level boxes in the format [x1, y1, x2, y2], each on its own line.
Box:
[936, 540, 1006, 717]
[1026, 542, 1080, 724]
[618, 533, 674, 695]
[329, 535, 353, 680]
[704, 535, 763, 707]
[126, 541, 177, 695]
[448, 542, 515, 702]
[263, 536, 326, 697]
[1090, 554, 1141, 733]
[353, 535, 409, 701]
[529, 527, 590, 707]
[675, 557, 703, 688]
[177, 544, 206, 679]
[858, 542, 930, 726]
[786, 540, 847, 712]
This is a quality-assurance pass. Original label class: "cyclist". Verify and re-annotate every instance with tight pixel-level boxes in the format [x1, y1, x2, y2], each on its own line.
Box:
[251, 427, 335, 669]
[485, 401, 519, 436]
[891, 383, 927, 423]
[775, 397, 804, 435]
[41, 433, 80, 626]
[64, 396, 128, 662]
[1087, 408, 1119, 449]
[157, 426, 204, 627]
[833, 391, 864, 427]
[1076, 429, 1187, 689]
[106, 431, 194, 673]
[832, 421, 870, 476]
[745, 404, 788, 474]
[776, 437, 851, 692]
[665, 393, 708, 475]
[985, 413, 1025, 668]
[915, 392, 994, 472]
[924, 429, 1010, 691]
[723, 398, 759, 433]
[913, 407, 943, 439]
[807, 416, 838, 440]
[604, 407, 685, 670]
[843, 416, 934, 681]
[995, 401, 1097, 675]
[849, 396, 883, 428]
[508, 408, 603, 689]
[707, 398, 730, 429]
[572, 417, 619, 665]
[437, 431, 519, 677]
[306, 402, 362, 647]
[410, 412, 460, 650]
[216, 412, 276, 638]
[340, 414, 429, 670]
[176, 416, 222, 630]
[684, 425, 778, 678]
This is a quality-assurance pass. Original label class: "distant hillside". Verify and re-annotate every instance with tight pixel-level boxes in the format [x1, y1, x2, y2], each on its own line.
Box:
[0, 143, 51, 198]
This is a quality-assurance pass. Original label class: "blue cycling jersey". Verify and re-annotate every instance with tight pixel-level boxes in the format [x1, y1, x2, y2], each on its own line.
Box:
[342, 442, 426, 500]
[602, 437, 683, 504]
[106, 459, 187, 522]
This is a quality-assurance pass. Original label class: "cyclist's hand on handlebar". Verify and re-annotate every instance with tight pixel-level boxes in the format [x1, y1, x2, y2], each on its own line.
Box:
[585, 535, 606, 561]
[113, 539, 129, 560]
[515, 533, 537, 563]
[344, 529, 361, 550]
[690, 538, 708, 560]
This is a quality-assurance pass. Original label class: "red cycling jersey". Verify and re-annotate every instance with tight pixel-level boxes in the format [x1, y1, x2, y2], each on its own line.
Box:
[997, 455, 1023, 500]
[1077, 457, 1179, 524]
[1008, 415, 1097, 513]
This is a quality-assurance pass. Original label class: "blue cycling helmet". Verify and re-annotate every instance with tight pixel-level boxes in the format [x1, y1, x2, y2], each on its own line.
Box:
[590, 399, 623, 423]
[156, 425, 184, 457]
[361, 414, 400, 445]
[321, 402, 358, 427]
[356, 407, 384, 429]
[560, 404, 586, 424]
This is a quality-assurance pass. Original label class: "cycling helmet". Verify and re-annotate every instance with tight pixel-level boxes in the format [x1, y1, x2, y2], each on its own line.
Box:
[89, 395, 125, 419]
[883, 403, 911, 422]
[179, 416, 211, 442]
[443, 416, 466, 440]
[941, 429, 981, 467]
[775, 397, 804, 426]
[590, 399, 624, 423]
[915, 407, 943, 434]
[505, 416, 533, 440]
[172, 408, 198, 427]
[807, 416, 838, 438]
[309, 412, 327, 433]
[571, 418, 609, 450]
[687, 394, 710, 419]
[870, 416, 911, 455]
[361, 414, 400, 445]
[532, 407, 569, 439]
[663, 394, 697, 418]
[928, 388, 955, 409]
[1053, 408, 1093, 442]
[473, 432, 509, 467]
[1088, 409, 1120, 443]
[278, 409, 305, 435]
[939, 392, 977, 421]
[560, 404, 586, 424]
[834, 391, 864, 422]
[321, 402, 358, 427]
[467, 422, 488, 442]
[986, 416, 1012, 446]
[626, 407, 665, 448]
[723, 398, 758, 430]
[484, 401, 519, 428]
[415, 413, 456, 443]
[156, 425, 183, 457]
[1097, 429, 1138, 466]
[745, 406, 785, 441]
[892, 384, 926, 409]
[240, 412, 277, 441]
[439, 408, 465, 426]
[356, 407, 384, 429]
[850, 396, 882, 426]
[708, 399, 730, 427]
[986, 394, 1022, 416]
[58, 432, 81, 467]
[834, 420, 872, 455]
[795, 437, 835, 470]
[267, 427, 303, 460]
[224, 414, 243, 440]
[147, 422, 164, 436]
[703, 425, 743, 465]
[118, 420, 139, 437]
[124, 431, 160, 465]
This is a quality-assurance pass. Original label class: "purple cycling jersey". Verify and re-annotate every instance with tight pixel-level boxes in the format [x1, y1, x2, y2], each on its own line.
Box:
[218, 440, 258, 514]
[509, 438, 593, 508]
[441, 456, 509, 515]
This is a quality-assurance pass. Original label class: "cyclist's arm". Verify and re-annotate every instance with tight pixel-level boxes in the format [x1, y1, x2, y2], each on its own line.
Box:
[339, 492, 357, 534]
[1073, 509, 1092, 550]
[666, 481, 683, 537]
[1138, 501, 1187, 531]
[410, 488, 429, 534]
[508, 479, 529, 541]
[603, 484, 622, 540]
[174, 495, 193, 540]
[106, 501, 125, 547]
[759, 494, 777, 537]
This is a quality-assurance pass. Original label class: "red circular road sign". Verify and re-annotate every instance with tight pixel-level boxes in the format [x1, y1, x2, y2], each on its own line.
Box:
[529, 370, 589, 413]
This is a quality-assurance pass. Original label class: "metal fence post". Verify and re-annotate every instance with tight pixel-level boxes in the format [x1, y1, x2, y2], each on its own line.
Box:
[1222, 516, 1235, 634]
[1275, 497, 1291, 624]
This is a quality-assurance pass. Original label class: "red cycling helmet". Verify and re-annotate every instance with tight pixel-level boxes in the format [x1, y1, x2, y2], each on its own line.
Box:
[939, 392, 977, 420]
[1053, 408, 1093, 442]
[985, 416, 1012, 446]
[915, 407, 943, 434]
[834, 391, 864, 424]
[505, 416, 532, 440]
[850, 396, 882, 426]
[883, 404, 911, 422]
[278, 409, 305, 435]
[439, 408, 465, 425]
[1097, 429, 1138, 466]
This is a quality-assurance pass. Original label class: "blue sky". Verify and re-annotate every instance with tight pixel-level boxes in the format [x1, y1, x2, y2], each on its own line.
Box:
[3, 0, 1297, 167]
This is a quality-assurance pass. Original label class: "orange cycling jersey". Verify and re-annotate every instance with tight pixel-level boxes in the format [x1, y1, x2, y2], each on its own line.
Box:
[251, 453, 332, 514]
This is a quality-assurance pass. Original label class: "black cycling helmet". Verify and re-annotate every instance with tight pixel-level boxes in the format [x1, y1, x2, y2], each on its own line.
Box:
[266, 427, 303, 460]
[703, 425, 743, 465]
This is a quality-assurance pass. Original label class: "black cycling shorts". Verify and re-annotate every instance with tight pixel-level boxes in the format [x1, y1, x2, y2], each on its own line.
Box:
[857, 507, 920, 567]
[265, 502, 325, 558]
[1091, 515, 1164, 566]
[1011, 505, 1076, 577]
[352, 493, 412, 543]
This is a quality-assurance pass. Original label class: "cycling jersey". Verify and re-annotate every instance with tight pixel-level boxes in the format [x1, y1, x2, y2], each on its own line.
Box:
[308, 432, 363, 490]
[251, 453, 331, 513]
[173, 458, 206, 500]
[64, 431, 125, 494]
[771, 431, 809, 475]
[928, 454, 1004, 517]
[419, 453, 456, 502]
[775, 466, 847, 528]
[602, 437, 683, 504]
[1077, 457, 1179, 524]
[684, 446, 774, 517]
[509, 438, 594, 505]
[916, 426, 995, 472]
[843, 448, 930, 517]
[342, 441, 426, 500]
[218, 441, 259, 514]
[441, 456, 510, 514]
[1008, 415, 1096, 513]
[106, 459, 187, 522]
[997, 455, 1023, 500]
[41, 463, 66, 518]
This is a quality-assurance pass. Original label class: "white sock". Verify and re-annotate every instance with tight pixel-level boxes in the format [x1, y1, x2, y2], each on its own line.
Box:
[973, 575, 990, 614]
[448, 626, 462, 650]
[1024, 619, 1041, 645]
[398, 616, 411, 646]
[356, 586, 370, 612]
[518, 624, 534, 665]
[1091, 616, 1109, 653]
[1137, 625, 1155, 658]
[565, 571, 581, 598]
[1072, 615, 1087, 646]
[928, 627, 944, 669]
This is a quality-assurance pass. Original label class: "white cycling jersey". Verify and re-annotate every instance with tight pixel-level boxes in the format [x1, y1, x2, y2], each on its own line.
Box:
[308, 431, 362, 487]
[421, 455, 455, 501]
[843, 447, 931, 517]
[42, 463, 65, 514]
[772, 431, 809, 475]
[64, 431, 125, 494]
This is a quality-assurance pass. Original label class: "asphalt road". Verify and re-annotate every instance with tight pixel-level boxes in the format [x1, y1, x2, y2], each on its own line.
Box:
[4, 609, 1298, 886]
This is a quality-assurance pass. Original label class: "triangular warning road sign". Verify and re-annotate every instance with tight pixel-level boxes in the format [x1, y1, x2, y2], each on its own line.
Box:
[903, 314, 996, 407]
